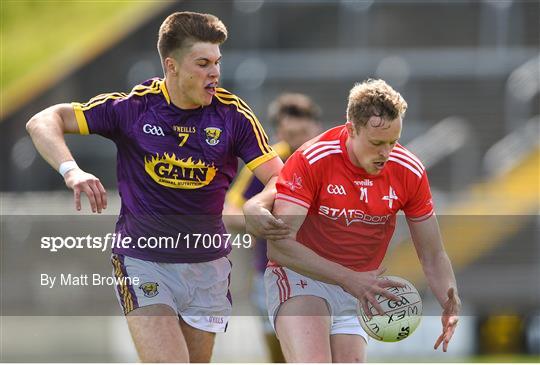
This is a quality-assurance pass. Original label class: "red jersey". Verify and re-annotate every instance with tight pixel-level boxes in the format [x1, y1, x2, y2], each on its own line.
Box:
[275, 125, 434, 272]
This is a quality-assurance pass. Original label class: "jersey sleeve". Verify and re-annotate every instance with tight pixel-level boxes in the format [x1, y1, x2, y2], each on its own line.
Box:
[275, 151, 317, 209]
[71, 92, 135, 140]
[230, 100, 277, 171]
[402, 170, 435, 222]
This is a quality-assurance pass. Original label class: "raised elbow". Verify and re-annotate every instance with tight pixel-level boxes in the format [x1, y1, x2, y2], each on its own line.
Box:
[26, 115, 39, 136]
[26, 109, 51, 136]
[26, 105, 69, 136]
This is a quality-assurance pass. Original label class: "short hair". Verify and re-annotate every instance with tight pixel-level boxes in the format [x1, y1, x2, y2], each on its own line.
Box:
[157, 12, 228, 62]
[268, 93, 321, 128]
[347, 79, 408, 129]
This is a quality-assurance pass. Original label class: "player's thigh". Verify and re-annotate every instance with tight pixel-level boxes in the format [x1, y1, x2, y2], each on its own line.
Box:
[179, 316, 216, 363]
[275, 295, 332, 363]
[330, 333, 367, 363]
[126, 304, 189, 363]
[253, 272, 285, 362]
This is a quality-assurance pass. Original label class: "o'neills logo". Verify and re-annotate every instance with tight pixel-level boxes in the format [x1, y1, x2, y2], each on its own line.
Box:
[144, 153, 217, 189]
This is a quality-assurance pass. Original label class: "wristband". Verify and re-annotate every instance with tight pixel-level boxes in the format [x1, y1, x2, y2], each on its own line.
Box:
[58, 160, 79, 177]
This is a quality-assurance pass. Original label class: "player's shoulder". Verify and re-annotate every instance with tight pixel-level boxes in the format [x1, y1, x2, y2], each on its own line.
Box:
[387, 143, 426, 179]
[82, 78, 164, 108]
[129, 77, 162, 92]
[118, 78, 165, 101]
[125, 78, 166, 103]
[213, 88, 256, 116]
[296, 125, 344, 166]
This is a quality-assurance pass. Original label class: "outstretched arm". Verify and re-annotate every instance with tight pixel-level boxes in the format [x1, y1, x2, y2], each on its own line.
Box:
[408, 215, 461, 352]
[26, 104, 107, 213]
[243, 156, 290, 240]
[269, 198, 403, 316]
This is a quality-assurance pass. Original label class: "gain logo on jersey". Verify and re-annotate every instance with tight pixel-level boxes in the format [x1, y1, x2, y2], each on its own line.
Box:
[204, 127, 222, 146]
[144, 153, 217, 189]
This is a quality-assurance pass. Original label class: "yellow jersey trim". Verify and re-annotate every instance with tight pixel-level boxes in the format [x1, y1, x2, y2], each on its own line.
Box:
[214, 90, 273, 155]
[216, 89, 272, 148]
[159, 79, 171, 104]
[246, 150, 278, 171]
[71, 80, 165, 134]
[78, 79, 161, 111]
[71, 102, 90, 135]
[112, 255, 134, 315]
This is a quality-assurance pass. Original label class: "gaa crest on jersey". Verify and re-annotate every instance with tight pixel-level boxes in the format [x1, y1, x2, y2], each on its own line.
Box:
[285, 173, 303, 191]
[204, 127, 222, 146]
[144, 153, 217, 189]
[139, 282, 159, 298]
[326, 184, 347, 195]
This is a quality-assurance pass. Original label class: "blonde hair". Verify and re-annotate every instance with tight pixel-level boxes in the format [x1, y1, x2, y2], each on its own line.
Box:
[347, 79, 407, 129]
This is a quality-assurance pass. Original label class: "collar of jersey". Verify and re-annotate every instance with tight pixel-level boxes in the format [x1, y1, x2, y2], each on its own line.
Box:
[159, 79, 171, 104]
[160, 79, 205, 114]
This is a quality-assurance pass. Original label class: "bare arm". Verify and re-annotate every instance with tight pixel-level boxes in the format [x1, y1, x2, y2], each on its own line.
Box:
[222, 202, 246, 232]
[269, 198, 403, 315]
[26, 104, 107, 213]
[26, 104, 80, 169]
[249, 156, 283, 211]
[242, 157, 290, 240]
[408, 215, 461, 351]
[267, 199, 353, 285]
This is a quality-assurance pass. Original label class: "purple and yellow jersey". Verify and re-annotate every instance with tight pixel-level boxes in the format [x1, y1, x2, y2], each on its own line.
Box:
[225, 141, 291, 272]
[72, 78, 276, 263]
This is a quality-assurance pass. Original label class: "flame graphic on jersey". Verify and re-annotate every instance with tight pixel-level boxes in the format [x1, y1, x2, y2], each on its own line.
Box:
[144, 153, 217, 189]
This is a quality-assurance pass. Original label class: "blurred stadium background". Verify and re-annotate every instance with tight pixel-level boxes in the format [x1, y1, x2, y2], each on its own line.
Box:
[1, 0, 539, 362]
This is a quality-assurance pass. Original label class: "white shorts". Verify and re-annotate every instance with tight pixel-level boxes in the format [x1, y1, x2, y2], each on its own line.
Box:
[265, 266, 368, 342]
[111, 254, 232, 333]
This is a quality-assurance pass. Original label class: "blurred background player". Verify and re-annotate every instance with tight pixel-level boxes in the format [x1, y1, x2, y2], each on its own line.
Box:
[266, 79, 461, 362]
[224, 93, 322, 362]
[25, 11, 288, 363]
